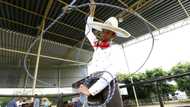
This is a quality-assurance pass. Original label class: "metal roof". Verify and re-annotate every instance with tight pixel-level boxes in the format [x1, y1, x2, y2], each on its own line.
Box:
[0, 0, 189, 50]
[0, 28, 91, 66]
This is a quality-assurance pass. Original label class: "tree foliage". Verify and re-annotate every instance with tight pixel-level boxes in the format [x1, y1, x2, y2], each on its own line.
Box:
[117, 68, 177, 99]
[170, 62, 190, 95]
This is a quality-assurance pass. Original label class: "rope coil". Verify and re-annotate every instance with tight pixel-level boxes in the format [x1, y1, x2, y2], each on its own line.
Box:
[78, 71, 116, 107]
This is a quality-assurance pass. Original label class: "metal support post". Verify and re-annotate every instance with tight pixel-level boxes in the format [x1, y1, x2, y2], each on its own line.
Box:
[121, 44, 139, 107]
[32, 0, 54, 95]
[155, 82, 164, 107]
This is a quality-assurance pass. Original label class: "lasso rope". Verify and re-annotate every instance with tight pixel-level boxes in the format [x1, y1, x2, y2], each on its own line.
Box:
[23, 1, 155, 106]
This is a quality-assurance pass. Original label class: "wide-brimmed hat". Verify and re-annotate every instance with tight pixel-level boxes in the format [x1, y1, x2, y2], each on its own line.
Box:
[88, 17, 131, 38]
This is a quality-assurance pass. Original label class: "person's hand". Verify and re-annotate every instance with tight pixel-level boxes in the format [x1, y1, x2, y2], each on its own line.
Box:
[90, 0, 95, 4]
[89, 0, 96, 16]
[79, 84, 91, 96]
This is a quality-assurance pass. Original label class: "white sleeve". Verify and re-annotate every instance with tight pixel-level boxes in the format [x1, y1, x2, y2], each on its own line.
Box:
[88, 72, 116, 96]
[88, 78, 108, 96]
[85, 16, 98, 48]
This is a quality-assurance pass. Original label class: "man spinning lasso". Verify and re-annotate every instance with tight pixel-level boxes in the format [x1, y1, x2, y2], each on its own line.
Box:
[78, 0, 131, 107]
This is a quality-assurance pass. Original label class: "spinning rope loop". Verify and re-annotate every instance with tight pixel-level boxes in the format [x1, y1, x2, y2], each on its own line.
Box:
[23, 1, 155, 106]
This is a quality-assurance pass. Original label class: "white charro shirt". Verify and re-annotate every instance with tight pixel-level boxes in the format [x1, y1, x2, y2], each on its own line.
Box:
[85, 16, 125, 96]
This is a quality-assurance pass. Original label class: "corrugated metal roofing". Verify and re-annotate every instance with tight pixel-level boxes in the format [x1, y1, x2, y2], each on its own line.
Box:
[0, 0, 189, 50]
[0, 28, 91, 66]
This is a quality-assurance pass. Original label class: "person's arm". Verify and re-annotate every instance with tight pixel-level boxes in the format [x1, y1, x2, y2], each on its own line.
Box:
[78, 68, 115, 96]
[79, 77, 109, 96]
[85, 0, 98, 49]
[88, 72, 115, 96]
[85, 17, 97, 47]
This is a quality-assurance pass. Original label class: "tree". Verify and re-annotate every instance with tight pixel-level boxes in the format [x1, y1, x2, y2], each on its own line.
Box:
[170, 62, 190, 95]
[117, 73, 150, 99]
[144, 68, 177, 99]
[145, 68, 167, 79]
[116, 68, 177, 99]
[117, 73, 128, 83]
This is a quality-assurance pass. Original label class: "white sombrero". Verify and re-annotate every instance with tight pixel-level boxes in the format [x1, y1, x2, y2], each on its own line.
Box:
[88, 17, 131, 38]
